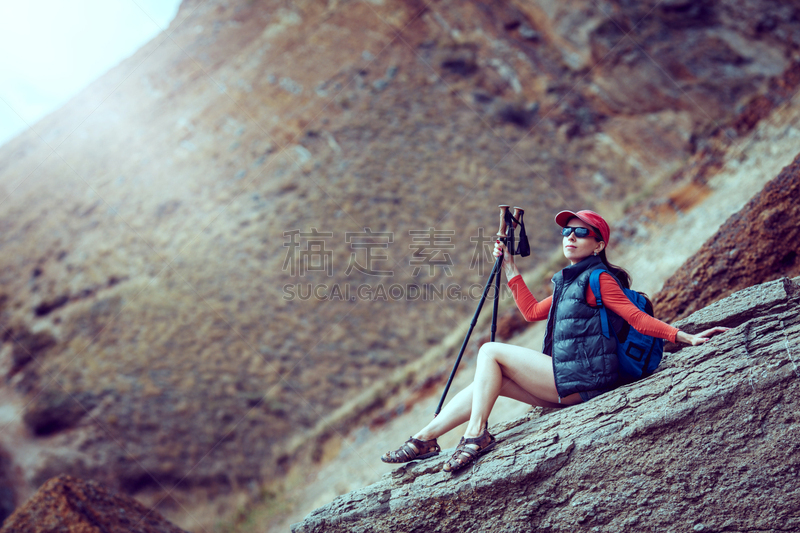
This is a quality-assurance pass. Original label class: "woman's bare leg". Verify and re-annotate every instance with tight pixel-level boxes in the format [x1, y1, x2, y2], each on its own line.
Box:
[412, 342, 578, 442]
[412, 384, 474, 441]
[463, 342, 581, 438]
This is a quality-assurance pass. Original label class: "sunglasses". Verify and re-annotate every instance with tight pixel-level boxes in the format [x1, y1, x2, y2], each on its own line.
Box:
[561, 226, 597, 239]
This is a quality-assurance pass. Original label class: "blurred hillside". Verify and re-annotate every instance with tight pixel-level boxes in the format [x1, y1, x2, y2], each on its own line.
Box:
[1, 0, 799, 529]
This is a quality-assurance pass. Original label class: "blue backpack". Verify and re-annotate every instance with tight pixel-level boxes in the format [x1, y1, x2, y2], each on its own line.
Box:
[589, 269, 664, 381]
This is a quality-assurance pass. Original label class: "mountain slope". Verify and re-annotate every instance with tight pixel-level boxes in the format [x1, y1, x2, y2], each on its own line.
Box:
[1, 0, 799, 527]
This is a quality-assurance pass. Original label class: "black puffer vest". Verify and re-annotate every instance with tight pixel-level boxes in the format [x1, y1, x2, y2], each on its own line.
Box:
[543, 255, 619, 398]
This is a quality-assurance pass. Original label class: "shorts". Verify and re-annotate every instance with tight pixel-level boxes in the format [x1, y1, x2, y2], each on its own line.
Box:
[579, 387, 612, 402]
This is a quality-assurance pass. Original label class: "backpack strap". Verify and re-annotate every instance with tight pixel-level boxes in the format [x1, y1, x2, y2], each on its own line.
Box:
[589, 268, 611, 339]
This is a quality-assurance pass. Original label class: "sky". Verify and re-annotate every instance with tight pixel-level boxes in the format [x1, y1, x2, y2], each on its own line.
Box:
[0, 0, 182, 148]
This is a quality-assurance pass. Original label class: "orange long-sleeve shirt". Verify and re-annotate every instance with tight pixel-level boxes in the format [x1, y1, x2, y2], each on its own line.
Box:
[508, 273, 679, 343]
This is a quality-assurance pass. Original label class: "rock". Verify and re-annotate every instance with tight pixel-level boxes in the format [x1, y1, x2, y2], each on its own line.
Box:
[0, 475, 188, 533]
[6, 326, 57, 376]
[292, 277, 800, 532]
[21, 389, 95, 436]
[437, 44, 479, 77]
[654, 152, 800, 322]
[586, 1, 789, 118]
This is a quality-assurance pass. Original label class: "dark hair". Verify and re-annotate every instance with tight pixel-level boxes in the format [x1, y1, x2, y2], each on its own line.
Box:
[581, 220, 655, 304]
[577, 218, 631, 289]
[598, 249, 631, 289]
[595, 239, 654, 308]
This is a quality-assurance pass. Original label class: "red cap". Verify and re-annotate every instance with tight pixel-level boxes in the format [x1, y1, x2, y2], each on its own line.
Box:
[555, 210, 610, 244]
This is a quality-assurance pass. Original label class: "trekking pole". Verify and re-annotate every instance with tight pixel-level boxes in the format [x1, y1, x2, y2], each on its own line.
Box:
[491, 207, 514, 341]
[434, 205, 512, 417]
[492, 207, 524, 341]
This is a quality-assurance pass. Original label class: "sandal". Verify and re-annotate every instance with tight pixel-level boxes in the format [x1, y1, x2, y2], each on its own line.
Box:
[442, 426, 497, 473]
[381, 436, 441, 464]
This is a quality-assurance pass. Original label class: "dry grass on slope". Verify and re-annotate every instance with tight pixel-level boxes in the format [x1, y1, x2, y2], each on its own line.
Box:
[2, 1, 800, 529]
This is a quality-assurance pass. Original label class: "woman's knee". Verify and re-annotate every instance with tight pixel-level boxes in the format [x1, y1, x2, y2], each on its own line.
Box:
[477, 342, 502, 363]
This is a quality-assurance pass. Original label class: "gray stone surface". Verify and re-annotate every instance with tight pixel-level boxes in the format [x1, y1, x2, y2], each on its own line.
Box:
[292, 277, 800, 532]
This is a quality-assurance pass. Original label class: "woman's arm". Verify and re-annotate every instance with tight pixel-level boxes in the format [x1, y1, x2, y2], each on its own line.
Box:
[589, 274, 678, 342]
[589, 273, 729, 344]
[508, 277, 552, 322]
[494, 240, 521, 282]
[675, 328, 730, 346]
[494, 240, 551, 321]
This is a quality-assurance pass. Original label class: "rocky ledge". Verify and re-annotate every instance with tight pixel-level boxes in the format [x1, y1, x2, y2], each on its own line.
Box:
[292, 277, 800, 532]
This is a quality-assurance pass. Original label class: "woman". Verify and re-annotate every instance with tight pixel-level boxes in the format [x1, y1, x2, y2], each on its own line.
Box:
[381, 210, 728, 473]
